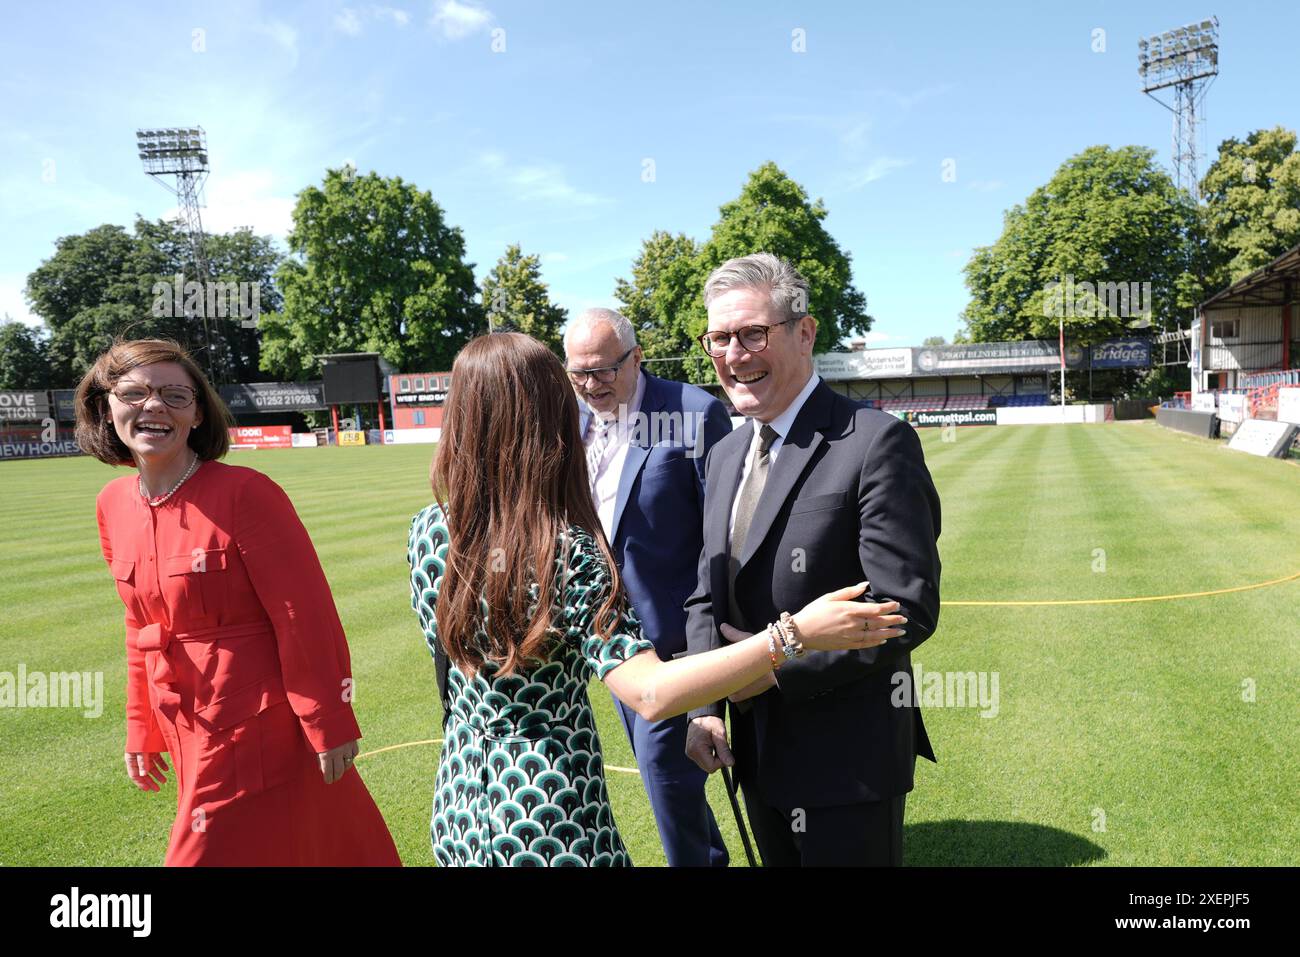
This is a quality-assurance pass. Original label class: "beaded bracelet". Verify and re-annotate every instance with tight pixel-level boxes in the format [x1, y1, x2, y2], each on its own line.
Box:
[766, 625, 784, 670]
[770, 616, 793, 658]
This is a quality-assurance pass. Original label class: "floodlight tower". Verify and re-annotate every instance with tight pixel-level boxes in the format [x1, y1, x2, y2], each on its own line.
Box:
[1139, 18, 1219, 200]
[137, 126, 215, 373]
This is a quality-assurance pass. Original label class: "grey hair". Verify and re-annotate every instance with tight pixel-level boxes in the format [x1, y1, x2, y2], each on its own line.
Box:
[703, 252, 810, 321]
[567, 307, 637, 351]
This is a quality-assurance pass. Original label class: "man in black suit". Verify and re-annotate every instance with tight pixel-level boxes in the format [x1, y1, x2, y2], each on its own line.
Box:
[684, 252, 942, 867]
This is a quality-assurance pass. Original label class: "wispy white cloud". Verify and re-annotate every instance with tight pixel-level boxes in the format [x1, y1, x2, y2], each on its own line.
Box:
[840, 120, 871, 150]
[334, 5, 412, 36]
[864, 84, 955, 111]
[334, 8, 363, 35]
[251, 19, 299, 68]
[475, 151, 607, 207]
[844, 156, 911, 189]
[430, 1, 493, 40]
[769, 111, 873, 151]
[185, 170, 297, 239]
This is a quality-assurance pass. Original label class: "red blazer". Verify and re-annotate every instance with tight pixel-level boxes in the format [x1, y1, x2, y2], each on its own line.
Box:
[96, 458, 398, 866]
[98, 460, 362, 752]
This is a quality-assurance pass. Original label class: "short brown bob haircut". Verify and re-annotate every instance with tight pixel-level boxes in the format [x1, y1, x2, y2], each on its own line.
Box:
[74, 338, 234, 466]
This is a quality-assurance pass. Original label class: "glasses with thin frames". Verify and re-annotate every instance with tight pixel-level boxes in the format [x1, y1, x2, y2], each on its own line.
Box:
[110, 383, 198, 409]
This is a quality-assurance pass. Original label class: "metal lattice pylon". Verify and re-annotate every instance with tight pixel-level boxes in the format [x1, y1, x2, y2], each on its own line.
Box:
[1139, 18, 1219, 201]
[137, 126, 217, 378]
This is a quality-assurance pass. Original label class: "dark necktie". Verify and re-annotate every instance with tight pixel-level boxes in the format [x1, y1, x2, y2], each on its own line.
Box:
[726, 423, 779, 633]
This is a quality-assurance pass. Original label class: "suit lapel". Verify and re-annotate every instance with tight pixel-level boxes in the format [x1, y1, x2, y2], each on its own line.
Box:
[737, 381, 835, 570]
[610, 373, 663, 542]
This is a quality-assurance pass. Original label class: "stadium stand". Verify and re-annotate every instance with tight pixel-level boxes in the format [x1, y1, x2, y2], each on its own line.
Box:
[989, 394, 1050, 407]
[1240, 368, 1299, 419]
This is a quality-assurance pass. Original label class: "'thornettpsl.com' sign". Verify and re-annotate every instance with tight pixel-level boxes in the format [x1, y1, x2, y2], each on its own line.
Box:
[910, 409, 999, 428]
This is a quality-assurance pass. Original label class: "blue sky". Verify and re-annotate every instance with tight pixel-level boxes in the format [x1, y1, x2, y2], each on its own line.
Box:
[2, 0, 1297, 354]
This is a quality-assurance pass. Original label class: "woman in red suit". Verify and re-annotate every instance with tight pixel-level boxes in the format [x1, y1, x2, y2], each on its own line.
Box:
[76, 338, 400, 866]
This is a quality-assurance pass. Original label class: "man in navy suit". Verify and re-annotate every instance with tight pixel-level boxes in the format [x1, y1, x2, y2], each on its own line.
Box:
[565, 307, 734, 866]
[684, 254, 942, 866]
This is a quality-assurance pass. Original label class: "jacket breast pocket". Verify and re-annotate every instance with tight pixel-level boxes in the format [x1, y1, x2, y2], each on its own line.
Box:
[641, 453, 694, 486]
[164, 548, 228, 622]
[788, 491, 850, 515]
[110, 558, 144, 621]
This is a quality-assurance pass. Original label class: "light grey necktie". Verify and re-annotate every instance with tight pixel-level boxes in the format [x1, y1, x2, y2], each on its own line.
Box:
[727, 423, 779, 632]
[586, 415, 612, 495]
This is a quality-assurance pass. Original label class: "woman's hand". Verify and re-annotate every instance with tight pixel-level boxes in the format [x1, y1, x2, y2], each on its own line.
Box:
[125, 752, 169, 792]
[717, 624, 779, 700]
[792, 581, 907, 650]
[318, 739, 360, 784]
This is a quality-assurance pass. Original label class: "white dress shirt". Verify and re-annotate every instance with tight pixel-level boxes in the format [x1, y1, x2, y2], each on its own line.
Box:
[729, 371, 821, 537]
[584, 370, 646, 540]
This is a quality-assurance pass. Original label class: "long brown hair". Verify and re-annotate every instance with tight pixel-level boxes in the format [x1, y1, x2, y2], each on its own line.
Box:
[430, 332, 626, 676]
[74, 338, 234, 465]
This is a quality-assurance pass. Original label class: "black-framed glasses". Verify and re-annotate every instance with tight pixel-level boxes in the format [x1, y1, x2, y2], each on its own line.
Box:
[697, 317, 800, 357]
[110, 383, 198, 409]
[567, 348, 635, 386]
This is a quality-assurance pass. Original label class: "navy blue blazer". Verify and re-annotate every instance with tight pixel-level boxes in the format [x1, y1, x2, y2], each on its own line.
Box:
[685, 379, 942, 809]
[579, 371, 733, 660]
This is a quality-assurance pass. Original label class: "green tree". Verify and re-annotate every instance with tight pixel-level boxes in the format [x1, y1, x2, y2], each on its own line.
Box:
[25, 219, 282, 386]
[613, 230, 702, 382]
[259, 167, 481, 379]
[26, 224, 146, 383]
[921, 335, 947, 347]
[695, 162, 871, 355]
[481, 244, 567, 354]
[1200, 126, 1300, 289]
[617, 163, 872, 384]
[959, 146, 1201, 400]
[131, 219, 283, 385]
[0, 319, 51, 389]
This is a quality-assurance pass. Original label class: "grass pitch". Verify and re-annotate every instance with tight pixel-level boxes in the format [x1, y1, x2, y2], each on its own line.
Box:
[1, 420, 1296, 866]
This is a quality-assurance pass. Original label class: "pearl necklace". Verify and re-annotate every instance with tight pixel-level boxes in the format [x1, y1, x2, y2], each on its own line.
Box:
[139, 454, 200, 507]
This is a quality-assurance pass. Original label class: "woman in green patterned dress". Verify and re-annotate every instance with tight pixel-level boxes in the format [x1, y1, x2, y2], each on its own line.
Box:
[407, 332, 904, 866]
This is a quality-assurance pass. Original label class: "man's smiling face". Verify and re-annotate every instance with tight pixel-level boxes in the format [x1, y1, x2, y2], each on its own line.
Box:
[564, 321, 641, 418]
[706, 286, 816, 422]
